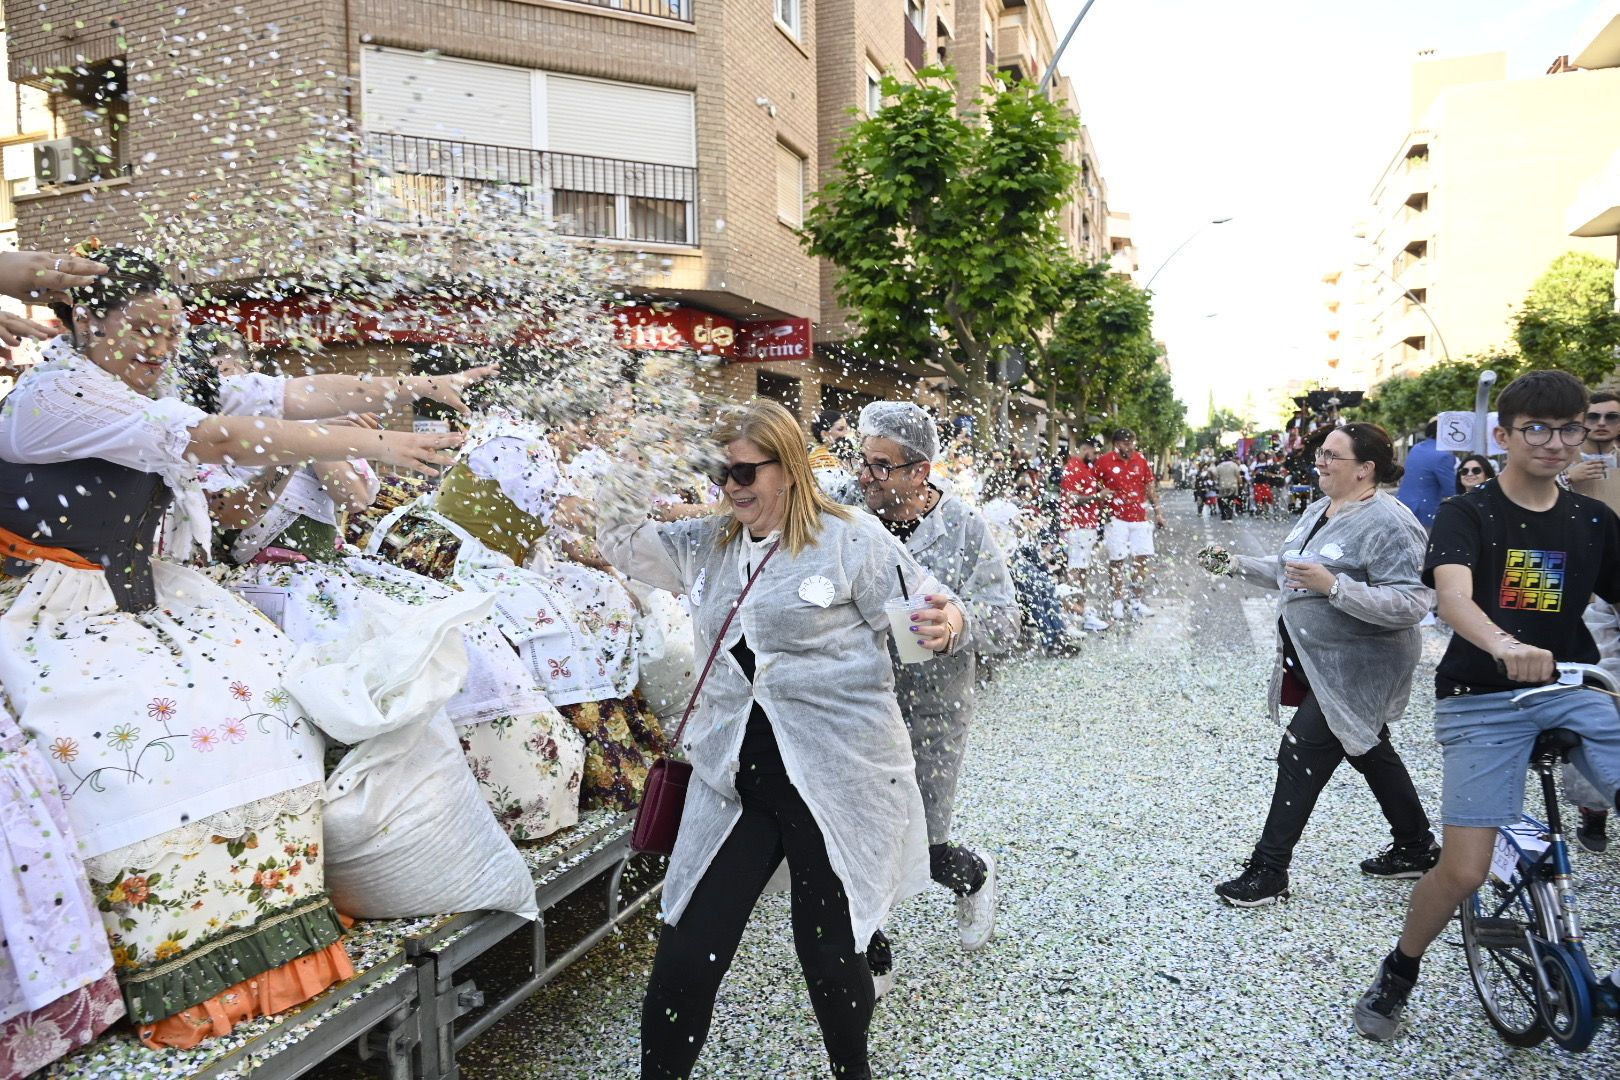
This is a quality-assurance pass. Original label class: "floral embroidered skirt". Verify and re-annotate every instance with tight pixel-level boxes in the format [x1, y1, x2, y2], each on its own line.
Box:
[0, 565, 350, 1048]
[0, 699, 124, 1077]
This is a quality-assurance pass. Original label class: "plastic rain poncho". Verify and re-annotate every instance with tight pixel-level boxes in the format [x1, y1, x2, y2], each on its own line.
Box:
[879, 489, 1021, 842]
[599, 500, 963, 947]
[1230, 492, 1432, 756]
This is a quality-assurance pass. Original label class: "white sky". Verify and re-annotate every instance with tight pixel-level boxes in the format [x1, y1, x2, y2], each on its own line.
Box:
[1050, 0, 1601, 426]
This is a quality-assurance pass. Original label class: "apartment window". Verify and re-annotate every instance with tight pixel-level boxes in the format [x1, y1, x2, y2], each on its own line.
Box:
[776, 142, 806, 227]
[777, 0, 802, 39]
[361, 50, 698, 245]
[866, 67, 884, 114]
[906, 0, 926, 33]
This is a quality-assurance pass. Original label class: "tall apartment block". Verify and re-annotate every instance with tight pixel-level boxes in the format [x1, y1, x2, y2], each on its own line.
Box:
[1335, 33, 1620, 388]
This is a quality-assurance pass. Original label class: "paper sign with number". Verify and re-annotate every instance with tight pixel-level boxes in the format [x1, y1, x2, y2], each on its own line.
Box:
[1436, 411, 1504, 455]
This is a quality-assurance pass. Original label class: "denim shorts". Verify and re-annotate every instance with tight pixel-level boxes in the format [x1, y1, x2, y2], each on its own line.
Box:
[1435, 687, 1620, 828]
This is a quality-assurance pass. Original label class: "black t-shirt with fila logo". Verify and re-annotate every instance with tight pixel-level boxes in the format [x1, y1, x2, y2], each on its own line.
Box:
[1423, 481, 1620, 697]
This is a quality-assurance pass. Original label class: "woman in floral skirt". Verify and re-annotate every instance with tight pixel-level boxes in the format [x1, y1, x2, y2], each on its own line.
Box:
[0, 248, 461, 1049]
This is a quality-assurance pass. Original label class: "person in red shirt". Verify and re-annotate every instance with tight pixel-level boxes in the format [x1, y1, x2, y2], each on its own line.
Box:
[1058, 439, 1110, 632]
[1096, 427, 1166, 620]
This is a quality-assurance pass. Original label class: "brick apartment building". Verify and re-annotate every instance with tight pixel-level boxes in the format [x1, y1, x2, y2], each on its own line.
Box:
[4, 0, 1124, 444]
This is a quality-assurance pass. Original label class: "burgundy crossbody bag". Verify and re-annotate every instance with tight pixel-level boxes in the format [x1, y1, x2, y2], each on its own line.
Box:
[630, 540, 781, 856]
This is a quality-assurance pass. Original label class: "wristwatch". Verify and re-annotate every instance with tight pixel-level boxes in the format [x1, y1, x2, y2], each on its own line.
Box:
[1328, 579, 1341, 601]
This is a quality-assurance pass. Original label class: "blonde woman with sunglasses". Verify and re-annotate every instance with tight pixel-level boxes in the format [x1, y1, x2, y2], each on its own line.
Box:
[600, 399, 966, 1080]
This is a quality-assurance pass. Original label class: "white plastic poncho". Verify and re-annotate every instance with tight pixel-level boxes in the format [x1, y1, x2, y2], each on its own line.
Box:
[600, 500, 956, 948]
[1230, 492, 1432, 756]
[882, 489, 1020, 843]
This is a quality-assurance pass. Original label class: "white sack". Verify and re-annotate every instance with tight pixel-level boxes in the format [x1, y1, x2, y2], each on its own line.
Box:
[288, 590, 536, 919]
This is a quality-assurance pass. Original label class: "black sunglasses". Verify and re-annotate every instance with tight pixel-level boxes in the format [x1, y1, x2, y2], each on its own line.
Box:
[1587, 411, 1620, 424]
[1460, 466, 1486, 476]
[713, 459, 778, 487]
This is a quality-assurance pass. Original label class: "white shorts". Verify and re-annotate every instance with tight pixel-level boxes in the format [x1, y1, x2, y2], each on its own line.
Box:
[1104, 519, 1155, 561]
[1064, 527, 1101, 570]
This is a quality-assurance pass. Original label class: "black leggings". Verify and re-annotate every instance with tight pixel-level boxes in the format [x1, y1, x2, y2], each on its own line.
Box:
[1252, 691, 1433, 870]
[640, 713, 872, 1080]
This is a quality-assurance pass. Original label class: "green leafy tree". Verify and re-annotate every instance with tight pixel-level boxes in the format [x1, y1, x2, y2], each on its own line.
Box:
[1194, 406, 1250, 450]
[1513, 251, 1620, 385]
[803, 70, 1080, 452]
[1352, 351, 1518, 437]
[1024, 256, 1109, 452]
[1036, 268, 1159, 438]
[1113, 359, 1187, 456]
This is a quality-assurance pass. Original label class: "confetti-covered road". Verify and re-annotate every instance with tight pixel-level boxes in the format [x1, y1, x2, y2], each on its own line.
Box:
[456, 496, 1618, 1078]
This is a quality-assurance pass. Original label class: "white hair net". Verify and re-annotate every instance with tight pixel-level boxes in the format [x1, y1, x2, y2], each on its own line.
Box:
[858, 401, 939, 464]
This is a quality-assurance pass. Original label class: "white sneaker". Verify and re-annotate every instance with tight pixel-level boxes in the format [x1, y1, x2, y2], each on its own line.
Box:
[1110, 599, 1125, 620]
[957, 852, 997, 952]
[1063, 622, 1088, 640]
[872, 969, 896, 1001]
[1081, 612, 1111, 632]
[1131, 600, 1157, 618]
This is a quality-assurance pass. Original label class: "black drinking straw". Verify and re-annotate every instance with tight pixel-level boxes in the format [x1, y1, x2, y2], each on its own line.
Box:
[896, 565, 910, 601]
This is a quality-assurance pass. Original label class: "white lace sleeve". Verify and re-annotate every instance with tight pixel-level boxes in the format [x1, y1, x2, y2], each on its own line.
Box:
[218, 372, 287, 418]
[0, 363, 207, 472]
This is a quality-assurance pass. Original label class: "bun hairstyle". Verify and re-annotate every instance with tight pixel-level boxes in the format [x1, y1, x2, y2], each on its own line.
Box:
[1340, 421, 1404, 485]
[810, 406, 845, 442]
[173, 322, 248, 413]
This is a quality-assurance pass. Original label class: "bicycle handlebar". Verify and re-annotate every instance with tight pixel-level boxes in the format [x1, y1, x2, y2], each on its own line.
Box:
[1504, 661, 1620, 703]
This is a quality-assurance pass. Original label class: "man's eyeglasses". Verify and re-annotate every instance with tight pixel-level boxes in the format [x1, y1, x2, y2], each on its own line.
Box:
[1460, 466, 1486, 476]
[1312, 449, 1357, 465]
[858, 458, 925, 481]
[713, 459, 778, 486]
[1512, 423, 1589, 447]
[1587, 411, 1620, 425]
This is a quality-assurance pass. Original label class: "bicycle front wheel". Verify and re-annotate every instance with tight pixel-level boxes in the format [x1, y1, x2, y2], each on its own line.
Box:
[1460, 878, 1549, 1047]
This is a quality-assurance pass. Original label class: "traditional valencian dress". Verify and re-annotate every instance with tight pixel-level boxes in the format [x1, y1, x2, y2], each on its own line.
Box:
[219, 459, 585, 842]
[0, 339, 352, 1050]
[347, 414, 667, 809]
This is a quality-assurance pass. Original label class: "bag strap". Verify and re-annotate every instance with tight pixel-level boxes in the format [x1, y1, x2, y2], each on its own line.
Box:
[670, 539, 780, 753]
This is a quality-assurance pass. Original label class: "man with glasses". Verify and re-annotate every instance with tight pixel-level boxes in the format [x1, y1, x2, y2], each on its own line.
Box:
[854, 401, 1020, 992]
[1559, 390, 1620, 851]
[1393, 418, 1460, 530]
[1355, 370, 1620, 1041]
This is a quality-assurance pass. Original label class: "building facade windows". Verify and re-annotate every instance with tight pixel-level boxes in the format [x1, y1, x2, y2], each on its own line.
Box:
[866, 66, 884, 114]
[360, 48, 697, 245]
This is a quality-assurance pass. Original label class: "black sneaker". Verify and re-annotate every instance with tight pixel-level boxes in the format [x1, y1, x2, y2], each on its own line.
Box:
[1578, 808, 1609, 854]
[1215, 860, 1289, 907]
[1354, 957, 1415, 1041]
[1360, 841, 1441, 880]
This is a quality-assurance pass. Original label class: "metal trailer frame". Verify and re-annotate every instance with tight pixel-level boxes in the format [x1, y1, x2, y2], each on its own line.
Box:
[45, 811, 659, 1080]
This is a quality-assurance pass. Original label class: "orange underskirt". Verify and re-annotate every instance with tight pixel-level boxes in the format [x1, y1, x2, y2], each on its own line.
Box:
[135, 940, 357, 1050]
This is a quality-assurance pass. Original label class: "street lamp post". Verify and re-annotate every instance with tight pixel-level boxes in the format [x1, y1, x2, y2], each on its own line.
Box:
[1352, 257, 1452, 365]
[1039, 0, 1103, 96]
[1143, 217, 1234, 290]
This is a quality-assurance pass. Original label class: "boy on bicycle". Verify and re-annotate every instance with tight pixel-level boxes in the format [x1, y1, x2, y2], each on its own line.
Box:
[1355, 369, 1620, 1041]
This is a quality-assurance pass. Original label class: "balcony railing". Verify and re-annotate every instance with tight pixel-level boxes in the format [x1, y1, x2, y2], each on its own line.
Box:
[558, 0, 692, 23]
[365, 132, 698, 247]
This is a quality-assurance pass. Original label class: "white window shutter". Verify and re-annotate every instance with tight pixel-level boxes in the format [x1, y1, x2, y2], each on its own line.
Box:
[545, 75, 695, 168]
[776, 143, 805, 226]
[361, 47, 533, 148]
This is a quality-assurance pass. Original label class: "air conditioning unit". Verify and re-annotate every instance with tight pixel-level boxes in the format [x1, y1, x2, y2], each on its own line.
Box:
[34, 138, 98, 187]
